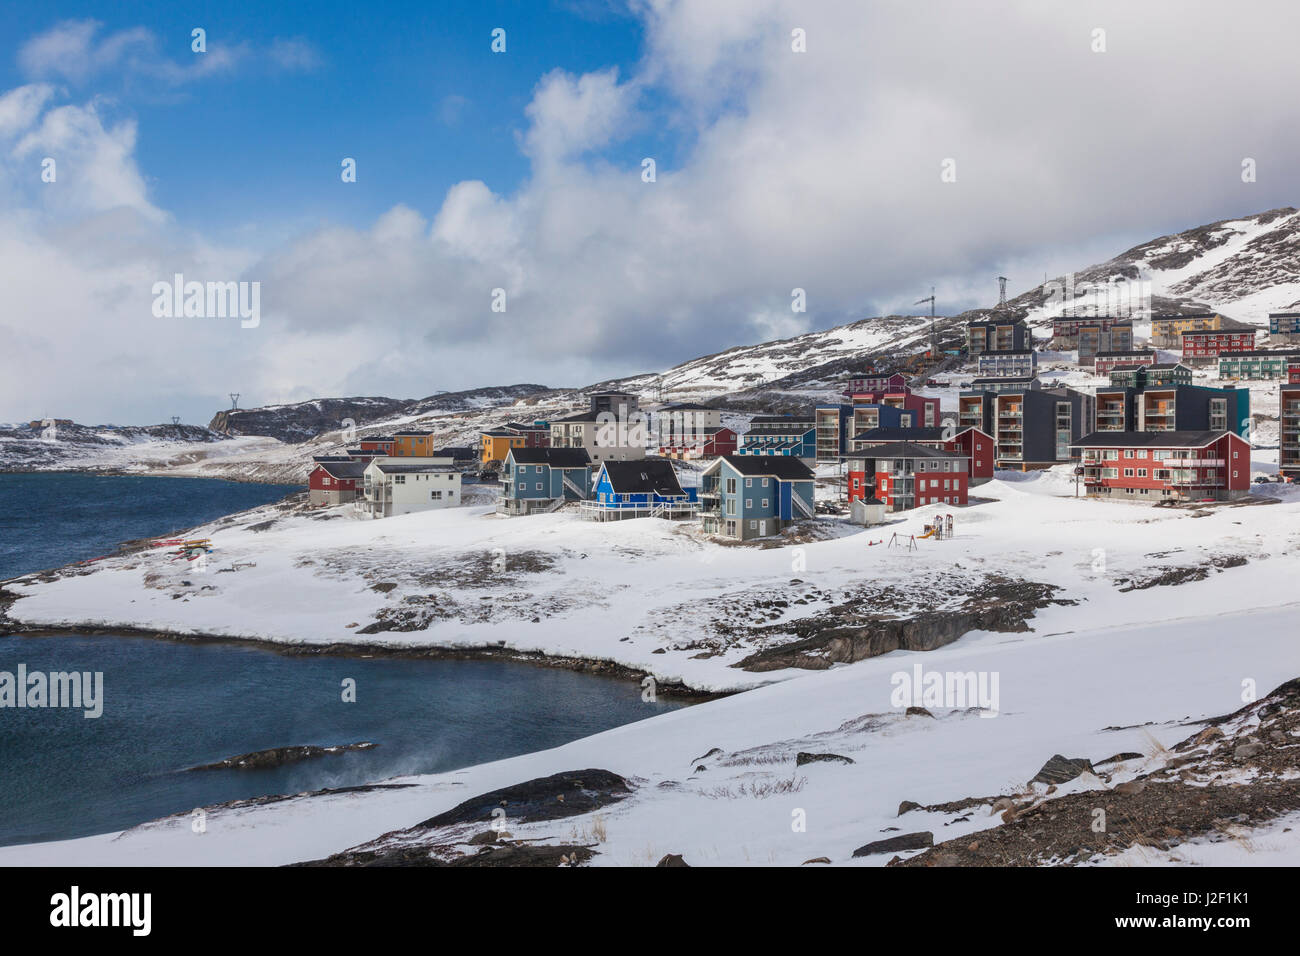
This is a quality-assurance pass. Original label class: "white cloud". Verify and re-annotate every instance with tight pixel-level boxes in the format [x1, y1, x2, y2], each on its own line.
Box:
[6, 1, 1300, 423]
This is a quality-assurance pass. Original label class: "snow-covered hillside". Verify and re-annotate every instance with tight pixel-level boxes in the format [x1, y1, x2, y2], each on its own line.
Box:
[2, 468, 1298, 866]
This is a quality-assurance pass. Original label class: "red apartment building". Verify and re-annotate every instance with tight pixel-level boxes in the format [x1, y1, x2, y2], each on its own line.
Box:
[1073, 431, 1251, 502]
[846, 442, 970, 511]
[846, 384, 941, 429]
[849, 426, 994, 483]
[657, 426, 738, 460]
[1180, 325, 1256, 365]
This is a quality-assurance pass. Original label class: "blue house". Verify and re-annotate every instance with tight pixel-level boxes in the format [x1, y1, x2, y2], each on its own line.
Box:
[737, 414, 817, 460]
[700, 455, 817, 540]
[582, 459, 698, 521]
[498, 447, 592, 515]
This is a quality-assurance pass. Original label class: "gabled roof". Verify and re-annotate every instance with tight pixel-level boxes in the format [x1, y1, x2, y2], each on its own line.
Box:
[394, 429, 435, 437]
[358, 435, 395, 442]
[716, 455, 815, 479]
[503, 421, 550, 432]
[433, 446, 476, 459]
[970, 376, 1038, 386]
[597, 459, 686, 496]
[313, 460, 368, 479]
[847, 442, 966, 460]
[852, 426, 948, 443]
[312, 455, 354, 462]
[1072, 430, 1234, 449]
[1095, 348, 1154, 357]
[507, 447, 592, 468]
[1148, 362, 1190, 371]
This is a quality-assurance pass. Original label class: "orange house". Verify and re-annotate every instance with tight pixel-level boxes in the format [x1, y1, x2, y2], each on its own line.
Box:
[393, 430, 437, 457]
[481, 429, 527, 465]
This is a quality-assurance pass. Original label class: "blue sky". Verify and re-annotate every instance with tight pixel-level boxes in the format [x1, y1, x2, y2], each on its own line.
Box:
[3, 1, 1300, 424]
[0, 1, 659, 238]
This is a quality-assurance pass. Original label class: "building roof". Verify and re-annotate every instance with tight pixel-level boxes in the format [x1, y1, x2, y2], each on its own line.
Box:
[394, 429, 436, 437]
[598, 459, 686, 496]
[717, 455, 815, 479]
[1107, 364, 1146, 373]
[1148, 363, 1190, 371]
[847, 441, 966, 461]
[748, 414, 815, 425]
[1096, 349, 1154, 358]
[1072, 430, 1234, 449]
[970, 376, 1038, 386]
[1153, 311, 1219, 319]
[1217, 349, 1300, 358]
[369, 461, 457, 474]
[852, 426, 948, 443]
[979, 348, 1035, 356]
[967, 317, 1027, 327]
[658, 402, 721, 411]
[503, 421, 550, 432]
[550, 410, 604, 423]
[1181, 319, 1256, 335]
[359, 435, 395, 442]
[433, 446, 476, 459]
[507, 447, 592, 468]
[313, 460, 368, 479]
[312, 455, 354, 462]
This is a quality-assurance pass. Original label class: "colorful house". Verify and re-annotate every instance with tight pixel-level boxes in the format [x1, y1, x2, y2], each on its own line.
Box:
[700, 455, 817, 540]
[849, 426, 994, 483]
[1151, 311, 1233, 348]
[580, 460, 698, 521]
[657, 425, 737, 460]
[977, 349, 1037, 378]
[845, 384, 940, 430]
[1073, 431, 1251, 502]
[1093, 348, 1155, 376]
[1180, 323, 1257, 365]
[357, 436, 396, 455]
[480, 421, 550, 466]
[308, 459, 367, 506]
[1108, 363, 1192, 389]
[959, 384, 1093, 469]
[393, 430, 438, 457]
[844, 371, 908, 395]
[737, 414, 818, 460]
[1269, 311, 1300, 345]
[846, 442, 970, 511]
[1217, 349, 1300, 381]
[1051, 314, 1129, 350]
[498, 447, 592, 515]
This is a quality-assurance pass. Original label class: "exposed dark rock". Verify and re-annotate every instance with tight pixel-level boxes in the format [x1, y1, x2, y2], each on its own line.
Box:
[416, 769, 631, 828]
[852, 831, 934, 857]
[189, 741, 375, 771]
[898, 800, 921, 816]
[796, 751, 855, 767]
[906, 706, 934, 718]
[656, 854, 689, 867]
[1031, 754, 1095, 785]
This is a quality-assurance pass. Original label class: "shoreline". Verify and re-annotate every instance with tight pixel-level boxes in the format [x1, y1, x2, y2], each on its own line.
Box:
[0, 465, 306, 486]
[0, 617, 726, 702]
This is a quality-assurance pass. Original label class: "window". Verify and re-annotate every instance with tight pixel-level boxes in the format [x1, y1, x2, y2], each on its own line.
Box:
[1124, 449, 1134, 458]
[746, 478, 753, 487]
[1123, 468, 1134, 477]
[394, 474, 406, 484]
[431, 490, 442, 500]
[725, 478, 736, 494]
[536, 483, 543, 491]
[1137, 469, 1147, 478]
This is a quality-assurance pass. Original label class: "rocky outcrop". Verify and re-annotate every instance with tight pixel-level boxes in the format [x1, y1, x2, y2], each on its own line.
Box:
[852, 831, 934, 857]
[189, 741, 376, 771]
[416, 769, 632, 828]
[736, 579, 1069, 672]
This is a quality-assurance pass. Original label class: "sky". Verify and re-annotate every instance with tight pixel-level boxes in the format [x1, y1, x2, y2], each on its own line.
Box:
[2, 0, 1300, 424]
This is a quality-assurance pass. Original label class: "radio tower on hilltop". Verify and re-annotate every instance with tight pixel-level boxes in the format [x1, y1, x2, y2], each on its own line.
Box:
[997, 276, 1009, 309]
[229, 393, 240, 411]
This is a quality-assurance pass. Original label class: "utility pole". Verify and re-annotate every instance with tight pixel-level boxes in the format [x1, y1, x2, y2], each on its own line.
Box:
[229, 393, 240, 411]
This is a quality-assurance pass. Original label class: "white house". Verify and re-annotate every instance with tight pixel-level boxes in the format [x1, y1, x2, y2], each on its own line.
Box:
[359, 459, 463, 518]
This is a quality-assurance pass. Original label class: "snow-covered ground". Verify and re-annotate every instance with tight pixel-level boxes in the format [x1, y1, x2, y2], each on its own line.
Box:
[2, 456, 1299, 866]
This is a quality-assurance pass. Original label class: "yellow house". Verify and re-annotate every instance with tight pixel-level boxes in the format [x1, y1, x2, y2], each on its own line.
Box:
[1150, 312, 1224, 348]
[481, 429, 527, 465]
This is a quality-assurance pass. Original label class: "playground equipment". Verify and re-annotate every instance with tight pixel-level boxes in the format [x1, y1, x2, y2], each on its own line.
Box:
[920, 513, 955, 540]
